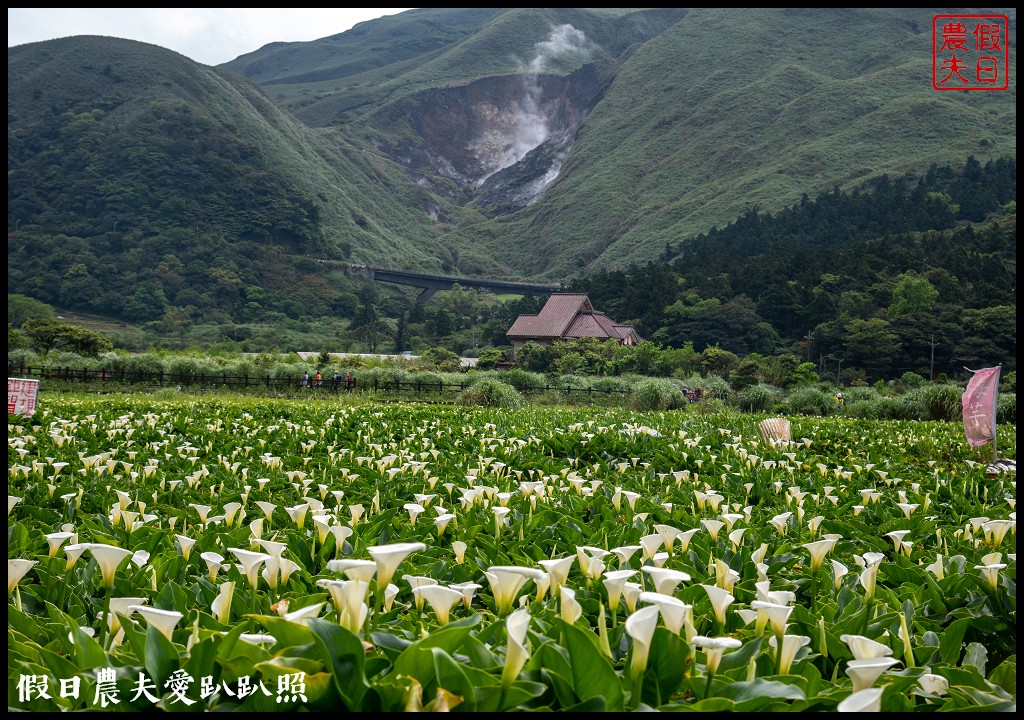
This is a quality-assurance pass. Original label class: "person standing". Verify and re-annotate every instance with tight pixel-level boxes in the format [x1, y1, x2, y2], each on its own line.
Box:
[345, 372, 354, 392]
[332, 370, 342, 393]
[301, 371, 310, 389]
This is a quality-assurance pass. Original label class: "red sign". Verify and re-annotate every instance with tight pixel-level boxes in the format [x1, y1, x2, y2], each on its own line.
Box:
[8, 378, 40, 417]
[933, 15, 1009, 90]
[961, 366, 1000, 447]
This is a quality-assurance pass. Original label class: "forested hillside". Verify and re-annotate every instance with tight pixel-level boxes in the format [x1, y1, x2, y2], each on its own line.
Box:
[569, 157, 1016, 381]
[6, 9, 1016, 382]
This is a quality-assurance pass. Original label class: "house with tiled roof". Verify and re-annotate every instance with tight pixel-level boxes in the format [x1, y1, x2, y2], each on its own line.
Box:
[505, 293, 641, 354]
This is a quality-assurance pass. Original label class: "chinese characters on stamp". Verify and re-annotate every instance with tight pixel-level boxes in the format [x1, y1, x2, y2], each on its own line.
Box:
[933, 14, 1010, 91]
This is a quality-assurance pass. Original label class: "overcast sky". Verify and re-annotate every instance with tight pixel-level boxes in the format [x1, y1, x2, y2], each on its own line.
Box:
[8, 8, 413, 66]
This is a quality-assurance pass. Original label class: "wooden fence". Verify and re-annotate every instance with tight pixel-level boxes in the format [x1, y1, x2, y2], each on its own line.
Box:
[7, 363, 633, 403]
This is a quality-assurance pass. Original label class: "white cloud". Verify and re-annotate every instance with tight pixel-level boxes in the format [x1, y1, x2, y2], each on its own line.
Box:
[8, 8, 413, 66]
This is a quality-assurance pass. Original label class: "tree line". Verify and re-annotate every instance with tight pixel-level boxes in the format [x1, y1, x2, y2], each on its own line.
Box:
[568, 156, 1016, 383]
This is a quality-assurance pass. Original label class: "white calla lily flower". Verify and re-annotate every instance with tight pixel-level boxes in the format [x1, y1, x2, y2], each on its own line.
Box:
[84, 544, 133, 589]
[642, 566, 691, 596]
[837, 687, 883, 712]
[768, 634, 811, 674]
[127, 605, 183, 641]
[625, 605, 660, 679]
[8, 558, 37, 596]
[228, 548, 272, 588]
[603, 570, 637, 612]
[693, 635, 742, 675]
[845, 657, 900, 692]
[211, 581, 235, 624]
[414, 584, 463, 625]
[367, 542, 427, 592]
[501, 607, 532, 690]
[484, 565, 545, 616]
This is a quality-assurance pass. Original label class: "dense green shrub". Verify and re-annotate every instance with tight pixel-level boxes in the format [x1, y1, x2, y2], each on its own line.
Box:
[227, 359, 257, 380]
[167, 356, 202, 384]
[591, 376, 633, 394]
[97, 352, 129, 373]
[893, 392, 927, 421]
[678, 374, 733, 403]
[474, 347, 507, 371]
[408, 371, 446, 389]
[498, 368, 546, 391]
[45, 350, 100, 370]
[996, 393, 1016, 424]
[123, 352, 166, 376]
[271, 364, 306, 384]
[456, 379, 523, 408]
[785, 387, 835, 416]
[738, 383, 783, 413]
[555, 374, 588, 390]
[628, 378, 688, 411]
[905, 383, 964, 421]
[842, 386, 881, 404]
[361, 366, 406, 389]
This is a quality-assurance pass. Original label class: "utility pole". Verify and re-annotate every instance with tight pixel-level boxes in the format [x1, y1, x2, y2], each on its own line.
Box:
[837, 359, 844, 385]
[929, 334, 937, 381]
[804, 332, 813, 362]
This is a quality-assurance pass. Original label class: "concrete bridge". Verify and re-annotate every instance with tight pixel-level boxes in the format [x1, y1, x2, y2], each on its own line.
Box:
[345, 264, 563, 302]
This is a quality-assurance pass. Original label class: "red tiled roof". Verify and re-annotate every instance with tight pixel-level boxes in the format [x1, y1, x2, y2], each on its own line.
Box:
[567, 312, 639, 341]
[506, 294, 592, 339]
[506, 293, 641, 343]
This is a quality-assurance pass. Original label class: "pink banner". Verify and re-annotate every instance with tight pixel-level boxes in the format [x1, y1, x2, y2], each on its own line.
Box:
[962, 366, 1000, 447]
[8, 377, 40, 417]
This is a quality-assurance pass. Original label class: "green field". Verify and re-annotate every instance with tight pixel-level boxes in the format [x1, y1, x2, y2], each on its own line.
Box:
[7, 395, 1016, 711]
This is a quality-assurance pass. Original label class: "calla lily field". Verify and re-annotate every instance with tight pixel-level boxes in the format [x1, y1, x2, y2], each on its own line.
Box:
[7, 394, 1016, 711]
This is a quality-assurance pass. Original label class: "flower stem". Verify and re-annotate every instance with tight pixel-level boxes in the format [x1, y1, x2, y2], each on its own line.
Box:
[99, 585, 112, 650]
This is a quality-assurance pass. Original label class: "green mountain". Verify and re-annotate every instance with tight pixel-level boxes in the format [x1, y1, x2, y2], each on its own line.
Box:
[7, 8, 1017, 325]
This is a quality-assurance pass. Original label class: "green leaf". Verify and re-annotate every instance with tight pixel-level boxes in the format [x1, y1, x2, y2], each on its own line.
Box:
[718, 636, 762, 674]
[120, 615, 149, 665]
[31, 644, 78, 683]
[921, 567, 949, 613]
[461, 633, 500, 669]
[559, 618, 625, 711]
[963, 641, 988, 675]
[182, 632, 220, 688]
[393, 621, 476, 678]
[144, 624, 179, 690]
[70, 622, 110, 671]
[8, 605, 41, 637]
[567, 695, 608, 711]
[940, 616, 973, 664]
[535, 643, 575, 708]
[257, 615, 315, 648]
[154, 579, 191, 613]
[498, 679, 548, 710]
[431, 647, 477, 711]
[718, 678, 806, 710]
[987, 656, 1016, 697]
[679, 697, 737, 711]
[306, 618, 369, 710]
[253, 654, 325, 678]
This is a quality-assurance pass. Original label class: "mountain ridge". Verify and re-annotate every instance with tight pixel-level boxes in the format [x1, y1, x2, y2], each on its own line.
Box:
[7, 8, 1016, 324]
